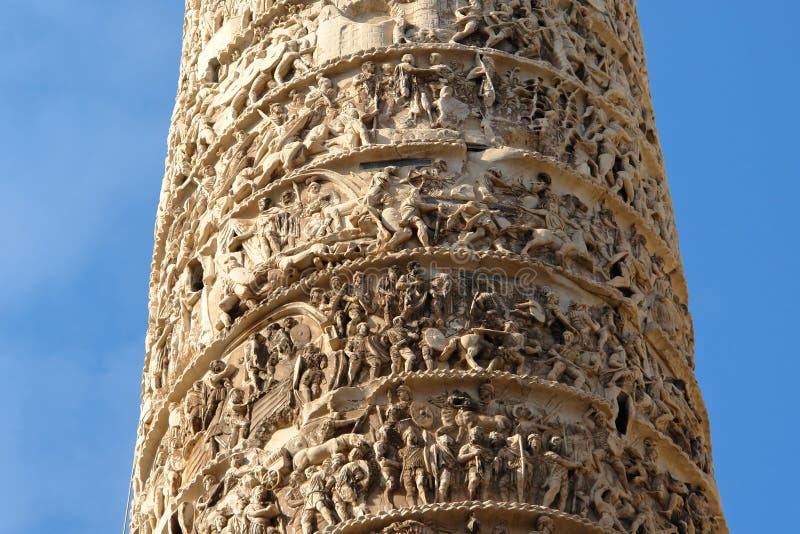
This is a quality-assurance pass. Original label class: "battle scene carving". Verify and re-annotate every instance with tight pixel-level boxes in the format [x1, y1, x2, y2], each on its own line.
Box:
[131, 1, 726, 533]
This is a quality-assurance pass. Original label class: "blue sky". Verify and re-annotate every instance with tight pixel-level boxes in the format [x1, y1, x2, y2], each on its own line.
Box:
[0, 1, 795, 532]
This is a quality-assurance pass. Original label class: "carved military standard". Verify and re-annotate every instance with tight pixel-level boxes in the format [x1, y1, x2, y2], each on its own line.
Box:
[129, 1, 726, 533]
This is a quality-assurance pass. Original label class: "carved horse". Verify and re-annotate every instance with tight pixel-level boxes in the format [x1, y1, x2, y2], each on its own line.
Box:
[521, 227, 594, 272]
[292, 433, 369, 472]
[454, 408, 513, 435]
[437, 331, 492, 370]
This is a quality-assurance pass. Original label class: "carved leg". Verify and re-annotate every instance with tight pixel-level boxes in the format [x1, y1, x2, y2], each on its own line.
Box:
[541, 483, 559, 509]
[415, 469, 428, 504]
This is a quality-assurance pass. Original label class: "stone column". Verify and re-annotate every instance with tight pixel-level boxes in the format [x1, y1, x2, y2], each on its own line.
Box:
[130, 1, 727, 533]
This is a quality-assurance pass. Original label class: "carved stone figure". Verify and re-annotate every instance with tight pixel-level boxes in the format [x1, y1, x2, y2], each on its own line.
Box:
[298, 465, 337, 534]
[458, 427, 493, 501]
[385, 317, 420, 374]
[429, 432, 459, 503]
[541, 435, 583, 511]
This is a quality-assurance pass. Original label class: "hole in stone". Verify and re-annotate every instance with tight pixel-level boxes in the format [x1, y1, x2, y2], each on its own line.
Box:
[466, 144, 489, 152]
[615, 392, 630, 434]
[188, 259, 204, 292]
[359, 158, 432, 169]
[170, 512, 184, 534]
[206, 59, 220, 83]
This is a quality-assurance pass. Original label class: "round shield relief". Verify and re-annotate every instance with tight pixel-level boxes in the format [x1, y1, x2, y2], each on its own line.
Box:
[422, 328, 447, 352]
[290, 323, 312, 346]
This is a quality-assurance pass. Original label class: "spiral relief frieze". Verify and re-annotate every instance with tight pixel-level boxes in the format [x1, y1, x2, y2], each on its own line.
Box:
[129, 1, 726, 533]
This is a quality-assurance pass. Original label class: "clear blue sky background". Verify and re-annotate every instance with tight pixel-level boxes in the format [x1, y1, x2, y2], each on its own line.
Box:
[0, 1, 795, 532]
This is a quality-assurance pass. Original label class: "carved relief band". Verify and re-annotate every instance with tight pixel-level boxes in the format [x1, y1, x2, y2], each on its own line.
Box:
[130, 1, 726, 533]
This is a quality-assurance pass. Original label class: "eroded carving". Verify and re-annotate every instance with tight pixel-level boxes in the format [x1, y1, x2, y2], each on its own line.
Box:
[131, 1, 724, 533]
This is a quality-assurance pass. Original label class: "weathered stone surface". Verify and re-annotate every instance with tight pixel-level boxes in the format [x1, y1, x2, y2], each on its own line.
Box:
[129, 1, 726, 533]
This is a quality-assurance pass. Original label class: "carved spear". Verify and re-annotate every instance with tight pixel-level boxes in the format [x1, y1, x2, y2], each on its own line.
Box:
[518, 433, 526, 503]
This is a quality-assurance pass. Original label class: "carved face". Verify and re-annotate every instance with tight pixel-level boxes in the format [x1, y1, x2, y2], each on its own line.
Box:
[396, 386, 411, 402]
[469, 427, 484, 443]
[545, 291, 559, 305]
[280, 190, 295, 205]
[516, 406, 532, 420]
[348, 307, 364, 321]
[251, 486, 266, 503]
[331, 453, 346, 471]
[489, 431, 504, 447]
[309, 288, 325, 305]
[405, 431, 420, 446]
[536, 517, 553, 530]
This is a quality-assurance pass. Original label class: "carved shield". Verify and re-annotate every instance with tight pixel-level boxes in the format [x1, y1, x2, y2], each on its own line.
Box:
[290, 323, 312, 346]
[422, 328, 447, 352]
[410, 401, 437, 430]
